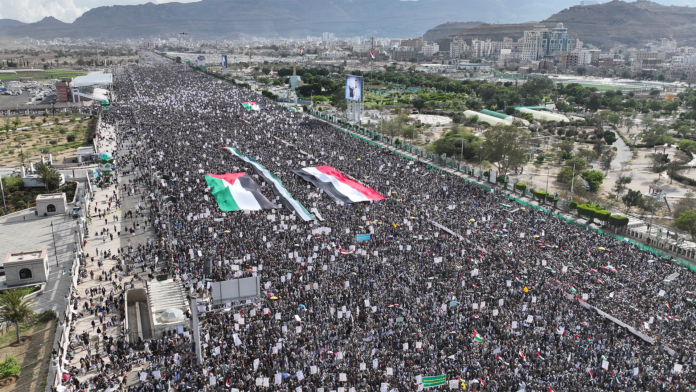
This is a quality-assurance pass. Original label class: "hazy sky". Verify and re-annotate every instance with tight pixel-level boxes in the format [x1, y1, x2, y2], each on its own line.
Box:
[0, 0, 692, 24]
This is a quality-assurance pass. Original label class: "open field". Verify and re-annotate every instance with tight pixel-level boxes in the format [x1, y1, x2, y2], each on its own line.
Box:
[0, 70, 88, 81]
[0, 114, 94, 166]
[577, 83, 643, 92]
[0, 314, 56, 392]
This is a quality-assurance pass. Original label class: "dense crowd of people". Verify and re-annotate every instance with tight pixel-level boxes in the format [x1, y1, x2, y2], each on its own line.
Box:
[70, 64, 696, 391]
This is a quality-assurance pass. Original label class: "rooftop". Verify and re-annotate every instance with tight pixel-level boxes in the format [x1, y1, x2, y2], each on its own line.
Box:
[3, 250, 47, 264]
[148, 279, 188, 324]
[36, 193, 66, 201]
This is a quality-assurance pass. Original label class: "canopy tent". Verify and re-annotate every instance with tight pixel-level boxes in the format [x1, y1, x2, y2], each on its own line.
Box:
[71, 72, 113, 87]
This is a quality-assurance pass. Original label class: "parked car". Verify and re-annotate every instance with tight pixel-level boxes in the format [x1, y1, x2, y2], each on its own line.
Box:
[72, 207, 81, 218]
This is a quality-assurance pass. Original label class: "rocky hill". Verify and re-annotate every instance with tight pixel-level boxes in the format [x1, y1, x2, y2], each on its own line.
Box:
[0, 0, 571, 40]
[422, 22, 484, 42]
[426, 0, 696, 47]
[0, 19, 26, 29]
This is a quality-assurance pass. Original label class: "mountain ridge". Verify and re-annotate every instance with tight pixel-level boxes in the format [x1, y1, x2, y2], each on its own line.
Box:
[425, 1, 696, 47]
[0, 0, 578, 40]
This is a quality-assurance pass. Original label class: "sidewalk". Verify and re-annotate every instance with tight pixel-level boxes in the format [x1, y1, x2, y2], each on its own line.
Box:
[66, 122, 158, 386]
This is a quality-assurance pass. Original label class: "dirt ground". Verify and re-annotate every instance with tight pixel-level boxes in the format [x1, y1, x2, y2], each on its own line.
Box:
[0, 115, 93, 167]
[0, 319, 56, 392]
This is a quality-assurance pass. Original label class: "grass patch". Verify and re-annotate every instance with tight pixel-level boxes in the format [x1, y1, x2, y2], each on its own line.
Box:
[0, 70, 87, 80]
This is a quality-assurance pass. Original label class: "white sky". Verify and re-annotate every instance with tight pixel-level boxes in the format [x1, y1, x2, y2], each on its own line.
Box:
[0, 0, 692, 24]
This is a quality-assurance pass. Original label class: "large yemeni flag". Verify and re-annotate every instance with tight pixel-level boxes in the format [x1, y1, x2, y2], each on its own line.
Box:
[205, 173, 276, 211]
[292, 166, 385, 204]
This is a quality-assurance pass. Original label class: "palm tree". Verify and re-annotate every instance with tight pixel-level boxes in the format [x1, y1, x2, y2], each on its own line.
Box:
[0, 288, 35, 344]
[36, 163, 61, 192]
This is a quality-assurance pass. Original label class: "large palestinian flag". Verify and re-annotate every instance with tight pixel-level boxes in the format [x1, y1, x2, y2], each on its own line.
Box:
[292, 166, 385, 203]
[225, 147, 315, 221]
[241, 102, 262, 111]
[205, 173, 276, 211]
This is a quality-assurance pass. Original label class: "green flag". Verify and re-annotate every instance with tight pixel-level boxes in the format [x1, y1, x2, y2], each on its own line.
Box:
[422, 375, 446, 388]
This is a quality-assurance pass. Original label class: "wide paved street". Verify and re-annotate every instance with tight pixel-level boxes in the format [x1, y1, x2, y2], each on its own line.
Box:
[0, 209, 77, 313]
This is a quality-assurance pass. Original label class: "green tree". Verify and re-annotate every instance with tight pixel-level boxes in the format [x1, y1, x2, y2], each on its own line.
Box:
[621, 189, 643, 212]
[674, 210, 696, 240]
[412, 98, 425, 111]
[482, 125, 529, 176]
[581, 170, 605, 192]
[0, 288, 34, 344]
[603, 131, 617, 145]
[599, 149, 616, 174]
[35, 163, 61, 192]
[66, 133, 76, 142]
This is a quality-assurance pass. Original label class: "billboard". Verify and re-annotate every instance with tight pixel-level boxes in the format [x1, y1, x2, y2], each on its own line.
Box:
[211, 277, 260, 304]
[221, 54, 227, 69]
[345, 75, 362, 102]
[197, 55, 206, 67]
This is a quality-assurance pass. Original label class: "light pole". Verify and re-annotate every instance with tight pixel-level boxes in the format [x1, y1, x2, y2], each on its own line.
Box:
[568, 158, 577, 210]
[50, 221, 59, 267]
[0, 173, 6, 211]
[544, 166, 551, 205]
[479, 145, 483, 178]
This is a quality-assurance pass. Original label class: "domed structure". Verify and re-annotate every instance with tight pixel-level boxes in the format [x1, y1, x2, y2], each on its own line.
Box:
[98, 152, 112, 161]
[159, 308, 185, 323]
[556, 23, 564, 28]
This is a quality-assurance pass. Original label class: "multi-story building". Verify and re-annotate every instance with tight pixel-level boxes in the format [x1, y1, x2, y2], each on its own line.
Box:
[450, 39, 469, 59]
[353, 43, 371, 53]
[422, 43, 439, 57]
[401, 37, 425, 52]
[521, 23, 577, 61]
[470, 39, 493, 58]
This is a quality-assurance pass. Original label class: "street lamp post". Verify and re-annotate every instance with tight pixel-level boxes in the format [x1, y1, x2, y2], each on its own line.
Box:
[568, 159, 577, 210]
[479, 146, 483, 178]
[544, 166, 551, 205]
[50, 221, 59, 267]
[0, 173, 6, 211]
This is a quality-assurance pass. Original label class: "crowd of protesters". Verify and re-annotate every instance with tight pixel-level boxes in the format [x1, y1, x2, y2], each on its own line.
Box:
[64, 64, 696, 392]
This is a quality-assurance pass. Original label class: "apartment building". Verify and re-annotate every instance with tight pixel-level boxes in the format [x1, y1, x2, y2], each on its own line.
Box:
[450, 38, 469, 59]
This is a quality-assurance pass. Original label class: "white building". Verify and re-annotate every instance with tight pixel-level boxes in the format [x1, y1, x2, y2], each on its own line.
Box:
[470, 39, 493, 58]
[353, 43, 371, 53]
[2, 250, 49, 289]
[422, 43, 439, 57]
[450, 39, 469, 59]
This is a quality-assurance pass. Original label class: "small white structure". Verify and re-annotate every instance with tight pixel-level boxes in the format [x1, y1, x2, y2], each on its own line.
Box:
[2, 250, 49, 288]
[76, 147, 95, 163]
[148, 279, 189, 338]
[36, 193, 67, 216]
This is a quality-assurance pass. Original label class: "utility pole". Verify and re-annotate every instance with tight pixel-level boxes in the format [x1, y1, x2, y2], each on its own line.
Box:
[51, 221, 59, 267]
[0, 173, 6, 212]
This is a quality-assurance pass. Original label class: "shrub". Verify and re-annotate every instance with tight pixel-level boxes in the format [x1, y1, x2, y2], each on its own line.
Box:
[515, 183, 527, 192]
[66, 133, 76, 142]
[608, 214, 629, 227]
[595, 210, 612, 222]
[534, 190, 547, 201]
[0, 354, 20, 379]
[36, 309, 56, 323]
[497, 175, 507, 183]
[569, 200, 578, 210]
[49, 140, 58, 145]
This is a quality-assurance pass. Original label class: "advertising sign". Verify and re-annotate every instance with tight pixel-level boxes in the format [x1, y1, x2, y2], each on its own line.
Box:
[197, 55, 206, 67]
[221, 55, 227, 68]
[345, 75, 363, 102]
